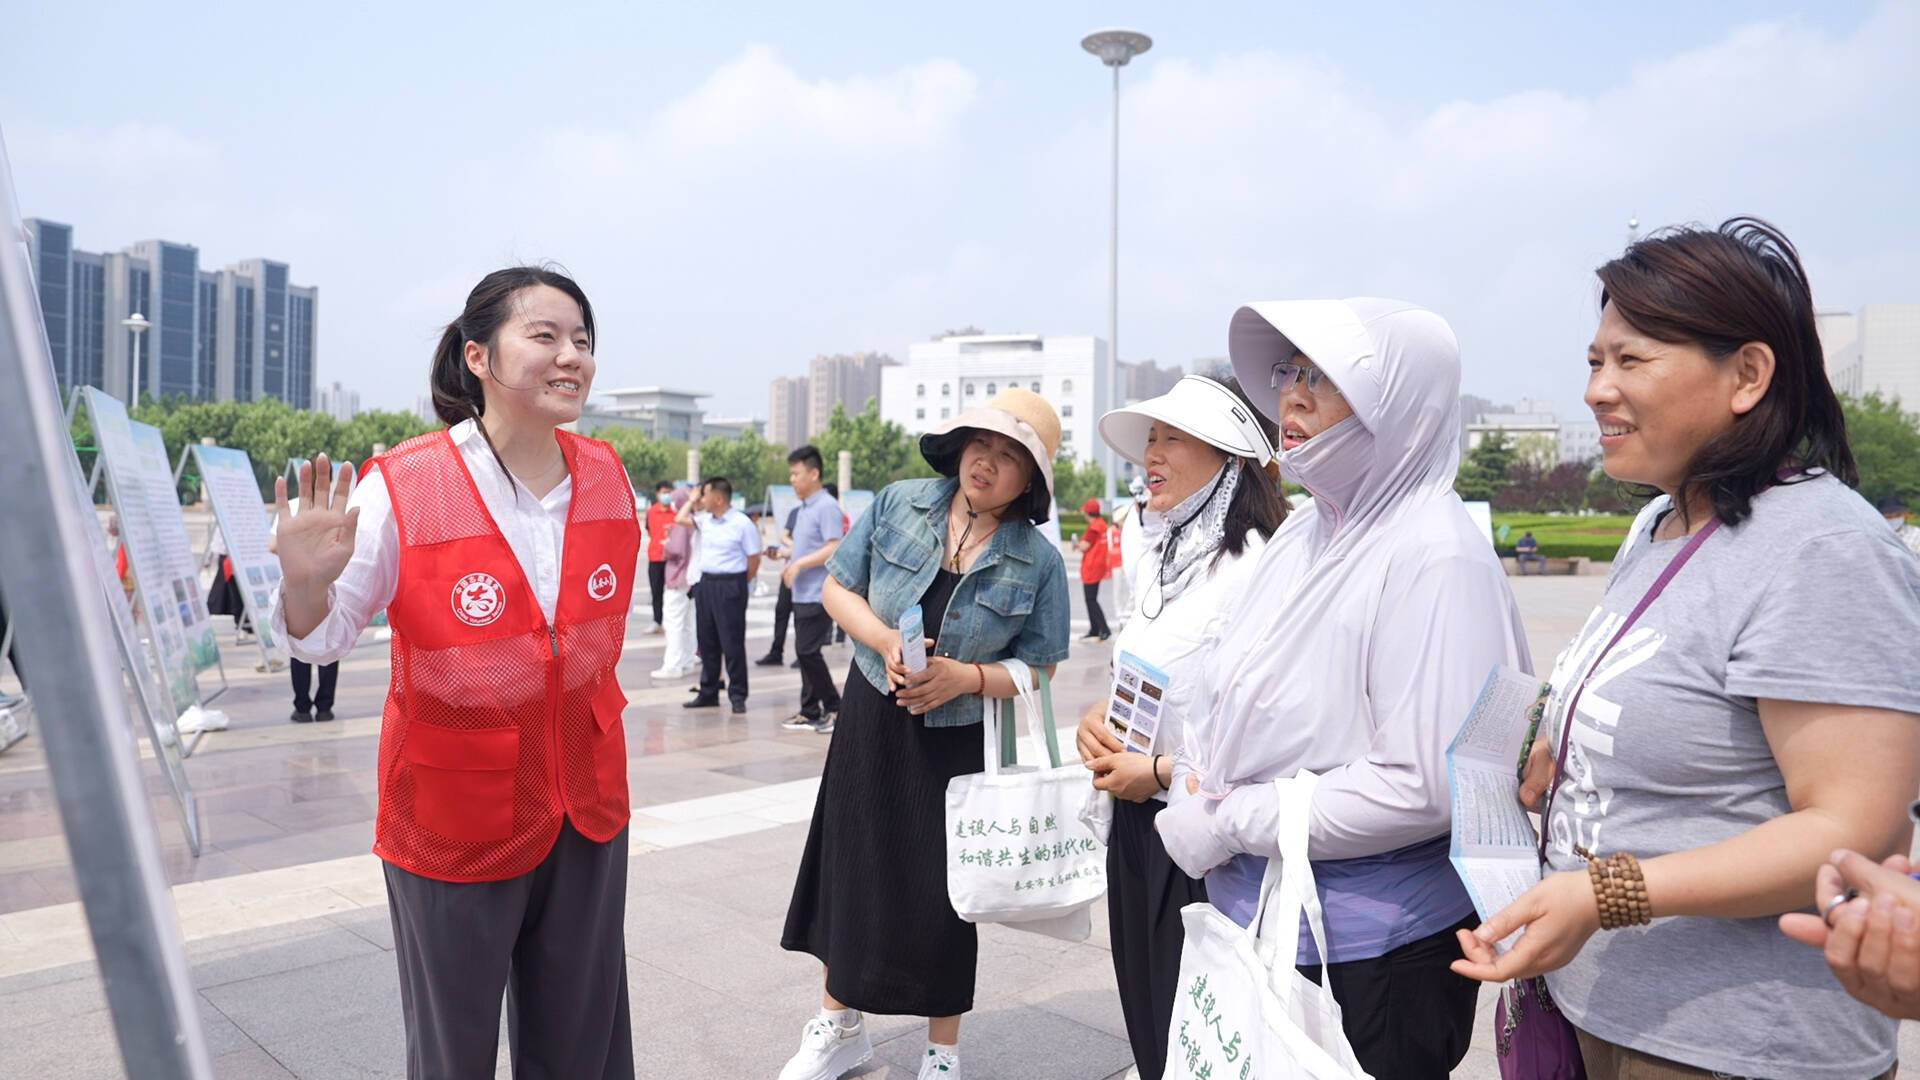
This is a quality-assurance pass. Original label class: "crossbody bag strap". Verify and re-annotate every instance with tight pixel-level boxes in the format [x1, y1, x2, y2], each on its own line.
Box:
[1536, 516, 1723, 863]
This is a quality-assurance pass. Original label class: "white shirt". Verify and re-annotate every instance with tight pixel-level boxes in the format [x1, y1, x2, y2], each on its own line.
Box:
[692, 509, 760, 575]
[1110, 529, 1267, 803]
[270, 420, 632, 665]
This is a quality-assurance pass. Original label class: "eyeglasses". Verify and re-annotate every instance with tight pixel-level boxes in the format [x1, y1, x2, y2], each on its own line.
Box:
[1270, 361, 1342, 397]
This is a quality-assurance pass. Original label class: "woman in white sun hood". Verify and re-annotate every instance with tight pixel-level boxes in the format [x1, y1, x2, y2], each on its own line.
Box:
[1156, 297, 1529, 1078]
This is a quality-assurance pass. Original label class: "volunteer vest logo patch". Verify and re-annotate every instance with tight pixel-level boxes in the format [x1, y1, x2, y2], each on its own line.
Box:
[452, 573, 506, 627]
[586, 563, 617, 602]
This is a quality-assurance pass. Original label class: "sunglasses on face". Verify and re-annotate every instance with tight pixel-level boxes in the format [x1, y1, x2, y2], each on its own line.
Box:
[1271, 361, 1342, 397]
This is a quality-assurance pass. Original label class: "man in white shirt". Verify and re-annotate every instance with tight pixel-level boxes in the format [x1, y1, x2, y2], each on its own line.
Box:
[680, 477, 762, 714]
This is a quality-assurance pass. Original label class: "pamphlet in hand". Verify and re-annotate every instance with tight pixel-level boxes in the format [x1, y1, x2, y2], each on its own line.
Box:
[1446, 664, 1553, 952]
[898, 604, 927, 674]
[1107, 651, 1170, 754]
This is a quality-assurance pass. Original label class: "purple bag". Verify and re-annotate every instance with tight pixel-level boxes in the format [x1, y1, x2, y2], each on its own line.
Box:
[1496, 976, 1587, 1080]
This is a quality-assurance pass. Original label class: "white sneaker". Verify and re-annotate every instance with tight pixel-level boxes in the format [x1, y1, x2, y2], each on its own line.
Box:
[778, 1014, 872, 1080]
[917, 1046, 960, 1079]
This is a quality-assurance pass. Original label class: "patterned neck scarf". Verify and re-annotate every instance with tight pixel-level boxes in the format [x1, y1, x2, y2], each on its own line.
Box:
[1141, 460, 1239, 617]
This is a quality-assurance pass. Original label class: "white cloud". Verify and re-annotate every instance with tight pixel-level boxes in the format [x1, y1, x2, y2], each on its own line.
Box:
[11, 123, 219, 181]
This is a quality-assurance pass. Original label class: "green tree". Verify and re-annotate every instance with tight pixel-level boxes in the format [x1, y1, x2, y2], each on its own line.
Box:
[1842, 393, 1920, 506]
[811, 401, 938, 492]
[332, 409, 434, 466]
[695, 429, 786, 504]
[595, 426, 687, 490]
[1454, 430, 1515, 502]
[1050, 451, 1107, 512]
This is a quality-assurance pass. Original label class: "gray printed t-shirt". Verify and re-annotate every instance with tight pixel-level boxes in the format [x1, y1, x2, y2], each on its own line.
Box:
[1542, 475, 1920, 1080]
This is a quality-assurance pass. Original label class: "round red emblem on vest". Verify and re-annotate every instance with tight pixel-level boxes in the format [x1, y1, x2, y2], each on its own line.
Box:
[587, 563, 617, 602]
[451, 572, 505, 626]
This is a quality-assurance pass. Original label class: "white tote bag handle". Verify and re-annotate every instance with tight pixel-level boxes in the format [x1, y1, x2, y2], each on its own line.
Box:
[1246, 772, 1343, 1011]
[980, 658, 1051, 776]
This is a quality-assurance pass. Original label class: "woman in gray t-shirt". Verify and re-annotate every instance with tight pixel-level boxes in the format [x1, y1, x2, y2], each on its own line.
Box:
[1453, 218, 1920, 1080]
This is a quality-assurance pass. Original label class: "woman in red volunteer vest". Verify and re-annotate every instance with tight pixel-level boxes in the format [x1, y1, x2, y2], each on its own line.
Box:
[272, 267, 638, 1079]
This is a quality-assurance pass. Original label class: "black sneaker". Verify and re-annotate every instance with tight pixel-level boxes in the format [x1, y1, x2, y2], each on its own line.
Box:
[290, 709, 313, 723]
[781, 713, 821, 731]
[315, 710, 336, 723]
[789, 658, 802, 669]
[815, 711, 837, 735]
[755, 653, 784, 667]
[730, 701, 747, 715]
[683, 696, 720, 709]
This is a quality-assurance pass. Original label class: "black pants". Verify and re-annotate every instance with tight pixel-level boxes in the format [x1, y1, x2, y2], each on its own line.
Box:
[290, 658, 338, 713]
[647, 559, 666, 626]
[694, 573, 749, 706]
[767, 581, 793, 658]
[1297, 915, 1480, 1080]
[1108, 797, 1206, 1080]
[793, 602, 841, 719]
[384, 820, 633, 1080]
[1083, 581, 1110, 638]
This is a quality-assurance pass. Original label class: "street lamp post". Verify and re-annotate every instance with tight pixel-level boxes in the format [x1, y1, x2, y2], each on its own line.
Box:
[121, 312, 151, 405]
[1081, 28, 1151, 503]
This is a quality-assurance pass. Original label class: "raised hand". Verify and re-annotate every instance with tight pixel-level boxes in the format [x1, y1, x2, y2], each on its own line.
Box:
[275, 454, 358, 638]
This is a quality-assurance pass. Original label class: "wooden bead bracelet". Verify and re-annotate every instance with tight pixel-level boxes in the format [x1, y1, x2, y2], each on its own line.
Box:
[1575, 844, 1652, 930]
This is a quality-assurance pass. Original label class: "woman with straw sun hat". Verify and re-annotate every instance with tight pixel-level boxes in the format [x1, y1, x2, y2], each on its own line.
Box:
[778, 388, 1073, 1080]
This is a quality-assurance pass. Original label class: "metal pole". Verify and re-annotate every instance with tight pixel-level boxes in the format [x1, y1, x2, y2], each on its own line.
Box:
[132, 328, 141, 405]
[0, 132, 213, 1079]
[837, 449, 852, 497]
[1105, 62, 1120, 503]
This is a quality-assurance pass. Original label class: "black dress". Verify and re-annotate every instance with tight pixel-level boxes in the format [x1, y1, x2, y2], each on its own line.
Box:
[781, 569, 982, 1017]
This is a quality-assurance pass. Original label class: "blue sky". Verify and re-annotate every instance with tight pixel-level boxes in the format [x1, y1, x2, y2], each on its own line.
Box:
[4, 0, 1915, 420]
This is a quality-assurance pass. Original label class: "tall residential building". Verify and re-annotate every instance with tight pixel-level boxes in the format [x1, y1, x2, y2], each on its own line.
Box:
[1119, 359, 1184, 402]
[317, 381, 361, 421]
[807, 351, 894, 434]
[23, 219, 319, 409]
[1824, 304, 1920, 406]
[769, 375, 811, 448]
[879, 332, 1116, 474]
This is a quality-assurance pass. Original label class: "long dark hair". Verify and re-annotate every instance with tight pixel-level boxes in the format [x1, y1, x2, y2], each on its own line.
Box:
[1212, 375, 1288, 566]
[429, 265, 596, 427]
[1596, 217, 1854, 526]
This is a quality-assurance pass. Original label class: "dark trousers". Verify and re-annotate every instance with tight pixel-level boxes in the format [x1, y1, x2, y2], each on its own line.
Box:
[1297, 915, 1480, 1080]
[647, 559, 666, 626]
[1108, 797, 1206, 1080]
[290, 658, 338, 714]
[1083, 581, 1110, 638]
[694, 573, 749, 705]
[793, 602, 841, 719]
[383, 820, 633, 1080]
[767, 581, 793, 658]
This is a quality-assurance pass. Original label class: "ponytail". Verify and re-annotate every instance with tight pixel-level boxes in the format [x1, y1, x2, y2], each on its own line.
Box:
[429, 322, 486, 426]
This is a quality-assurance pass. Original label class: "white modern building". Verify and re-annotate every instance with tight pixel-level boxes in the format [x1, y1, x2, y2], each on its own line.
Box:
[702, 416, 766, 441]
[1464, 397, 1599, 467]
[879, 333, 1116, 474]
[580, 387, 708, 443]
[1822, 304, 1920, 406]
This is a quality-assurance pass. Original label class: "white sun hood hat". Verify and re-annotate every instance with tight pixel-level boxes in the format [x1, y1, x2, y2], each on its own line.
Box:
[1097, 374, 1276, 468]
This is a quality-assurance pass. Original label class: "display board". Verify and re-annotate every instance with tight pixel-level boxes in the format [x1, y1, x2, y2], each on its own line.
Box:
[192, 445, 281, 658]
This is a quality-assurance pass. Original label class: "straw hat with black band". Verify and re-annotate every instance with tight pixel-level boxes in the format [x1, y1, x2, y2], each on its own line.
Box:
[918, 387, 1061, 526]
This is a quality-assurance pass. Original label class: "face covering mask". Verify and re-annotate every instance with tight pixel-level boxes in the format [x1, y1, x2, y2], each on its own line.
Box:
[658, 493, 673, 505]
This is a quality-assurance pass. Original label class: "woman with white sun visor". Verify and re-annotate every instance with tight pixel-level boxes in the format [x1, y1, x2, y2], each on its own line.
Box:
[1075, 374, 1289, 1080]
[1155, 298, 1531, 1079]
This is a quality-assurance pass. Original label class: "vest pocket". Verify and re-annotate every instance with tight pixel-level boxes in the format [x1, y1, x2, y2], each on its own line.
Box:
[591, 678, 630, 802]
[402, 720, 518, 843]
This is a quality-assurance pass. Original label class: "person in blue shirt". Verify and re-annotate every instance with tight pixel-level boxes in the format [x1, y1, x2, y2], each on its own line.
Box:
[1514, 530, 1548, 574]
[778, 388, 1072, 1080]
[778, 445, 848, 733]
[679, 477, 761, 714]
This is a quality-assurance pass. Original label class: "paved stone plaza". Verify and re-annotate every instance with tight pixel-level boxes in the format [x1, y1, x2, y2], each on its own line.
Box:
[0, 572, 1911, 1078]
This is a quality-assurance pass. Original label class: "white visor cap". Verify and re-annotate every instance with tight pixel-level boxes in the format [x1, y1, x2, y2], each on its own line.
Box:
[1098, 375, 1276, 469]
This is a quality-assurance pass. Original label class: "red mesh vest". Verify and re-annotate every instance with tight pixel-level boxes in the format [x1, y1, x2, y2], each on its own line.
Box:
[372, 429, 638, 882]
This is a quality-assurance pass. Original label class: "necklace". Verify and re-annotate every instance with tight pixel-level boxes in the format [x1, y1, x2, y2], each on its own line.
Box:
[945, 494, 1000, 572]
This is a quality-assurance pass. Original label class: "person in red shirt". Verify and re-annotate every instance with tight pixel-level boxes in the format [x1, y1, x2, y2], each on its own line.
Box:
[645, 480, 676, 633]
[273, 267, 638, 1078]
[1073, 497, 1112, 641]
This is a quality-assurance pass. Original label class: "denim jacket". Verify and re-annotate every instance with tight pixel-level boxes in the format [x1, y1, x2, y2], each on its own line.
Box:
[827, 477, 1071, 727]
